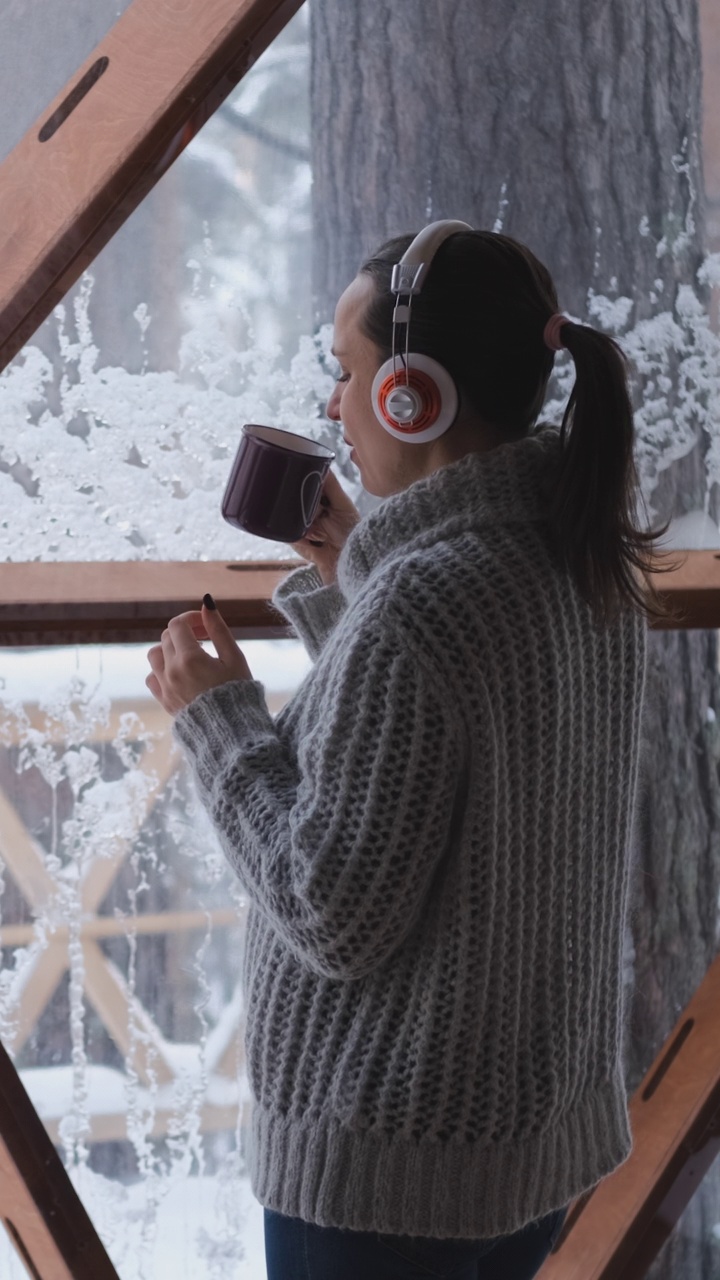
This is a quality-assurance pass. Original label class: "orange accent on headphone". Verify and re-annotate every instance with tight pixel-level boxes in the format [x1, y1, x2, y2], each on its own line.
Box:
[375, 368, 444, 433]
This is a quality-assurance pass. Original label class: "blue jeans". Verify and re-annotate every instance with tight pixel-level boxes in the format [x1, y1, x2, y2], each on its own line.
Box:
[264, 1204, 568, 1279]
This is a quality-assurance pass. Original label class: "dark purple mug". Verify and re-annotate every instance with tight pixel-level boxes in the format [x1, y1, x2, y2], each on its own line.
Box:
[221, 424, 335, 542]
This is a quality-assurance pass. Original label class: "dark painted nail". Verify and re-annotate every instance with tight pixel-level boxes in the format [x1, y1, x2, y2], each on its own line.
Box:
[203, 592, 217, 610]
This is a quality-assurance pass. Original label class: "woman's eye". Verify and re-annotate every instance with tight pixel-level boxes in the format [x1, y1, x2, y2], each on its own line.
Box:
[337, 372, 350, 383]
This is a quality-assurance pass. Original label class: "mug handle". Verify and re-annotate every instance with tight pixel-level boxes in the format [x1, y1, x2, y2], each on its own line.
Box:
[300, 470, 325, 530]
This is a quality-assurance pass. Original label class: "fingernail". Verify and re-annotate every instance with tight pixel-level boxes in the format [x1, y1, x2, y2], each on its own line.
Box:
[203, 592, 217, 610]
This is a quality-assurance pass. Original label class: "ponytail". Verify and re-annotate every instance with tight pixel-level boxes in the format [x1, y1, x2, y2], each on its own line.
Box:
[551, 321, 663, 623]
[359, 229, 666, 623]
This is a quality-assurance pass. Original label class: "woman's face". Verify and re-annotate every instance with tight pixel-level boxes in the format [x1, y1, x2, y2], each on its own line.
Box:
[327, 274, 421, 497]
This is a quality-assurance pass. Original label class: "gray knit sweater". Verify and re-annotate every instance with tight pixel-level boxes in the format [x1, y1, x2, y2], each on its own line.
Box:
[174, 428, 646, 1240]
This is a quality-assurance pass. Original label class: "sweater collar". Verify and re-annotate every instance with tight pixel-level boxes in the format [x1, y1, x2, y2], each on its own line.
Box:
[337, 426, 560, 599]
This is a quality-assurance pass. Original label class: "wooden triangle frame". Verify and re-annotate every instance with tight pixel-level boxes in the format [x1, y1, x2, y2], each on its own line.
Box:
[0, 0, 303, 371]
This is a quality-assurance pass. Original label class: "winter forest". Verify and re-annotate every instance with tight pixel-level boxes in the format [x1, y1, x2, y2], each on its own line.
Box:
[0, 1, 719, 1277]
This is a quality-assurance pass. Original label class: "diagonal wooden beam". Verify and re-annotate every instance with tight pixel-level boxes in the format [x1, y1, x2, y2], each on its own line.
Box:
[79, 726, 178, 913]
[7, 941, 73, 1058]
[82, 939, 176, 1086]
[0, 714, 180, 1059]
[0, 1039, 120, 1279]
[0, 791, 57, 912]
[0, 0, 304, 370]
[538, 952, 720, 1279]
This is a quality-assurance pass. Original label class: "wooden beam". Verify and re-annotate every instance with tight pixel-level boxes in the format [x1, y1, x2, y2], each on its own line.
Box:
[538, 953, 720, 1279]
[0, 908, 239, 949]
[7, 943, 70, 1058]
[81, 940, 176, 1087]
[0, 0, 304, 370]
[0, 792, 58, 912]
[1, 552, 720, 647]
[37, 1097, 250, 1147]
[0, 1039, 120, 1278]
[78, 727, 177, 914]
[0, 561, 296, 645]
[651, 548, 720, 629]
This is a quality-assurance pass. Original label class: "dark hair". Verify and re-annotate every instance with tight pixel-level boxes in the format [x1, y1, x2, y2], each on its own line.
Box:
[359, 230, 662, 623]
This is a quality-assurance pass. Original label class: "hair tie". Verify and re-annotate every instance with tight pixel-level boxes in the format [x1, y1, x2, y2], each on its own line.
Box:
[543, 313, 569, 352]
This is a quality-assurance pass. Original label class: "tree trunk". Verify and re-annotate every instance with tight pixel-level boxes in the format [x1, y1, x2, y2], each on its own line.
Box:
[311, 0, 704, 325]
[311, 4, 720, 1276]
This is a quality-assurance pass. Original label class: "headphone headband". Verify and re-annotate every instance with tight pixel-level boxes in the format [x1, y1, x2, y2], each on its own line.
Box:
[371, 219, 473, 443]
[390, 219, 473, 296]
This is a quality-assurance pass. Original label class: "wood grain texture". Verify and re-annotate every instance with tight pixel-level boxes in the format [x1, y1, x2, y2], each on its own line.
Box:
[0, 0, 303, 369]
[0, 1039, 120, 1278]
[538, 955, 720, 1280]
[0, 554, 718, 647]
[0, 560, 297, 644]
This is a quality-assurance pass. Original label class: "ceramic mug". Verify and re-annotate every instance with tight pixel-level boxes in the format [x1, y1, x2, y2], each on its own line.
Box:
[221, 424, 335, 542]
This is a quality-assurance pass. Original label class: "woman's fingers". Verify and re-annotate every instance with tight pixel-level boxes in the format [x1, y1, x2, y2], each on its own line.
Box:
[145, 671, 163, 700]
[287, 471, 360, 584]
[145, 601, 253, 714]
[168, 612, 205, 655]
[321, 468, 356, 513]
[147, 643, 165, 673]
[200, 601, 245, 668]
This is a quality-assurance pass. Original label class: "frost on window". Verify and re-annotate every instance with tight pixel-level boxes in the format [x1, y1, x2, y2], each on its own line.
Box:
[0, 641, 310, 1278]
[2, 2, 720, 1275]
[541, 247, 720, 549]
[0, 6, 323, 1276]
[0, 4, 355, 566]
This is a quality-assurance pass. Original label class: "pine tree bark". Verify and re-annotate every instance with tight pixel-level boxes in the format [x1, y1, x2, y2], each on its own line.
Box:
[311, 4, 720, 1275]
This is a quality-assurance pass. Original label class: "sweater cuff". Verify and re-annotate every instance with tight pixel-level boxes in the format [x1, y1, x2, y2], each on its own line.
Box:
[272, 564, 347, 660]
[173, 679, 274, 791]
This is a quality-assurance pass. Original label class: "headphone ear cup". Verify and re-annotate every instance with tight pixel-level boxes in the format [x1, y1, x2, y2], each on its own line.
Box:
[371, 353, 458, 443]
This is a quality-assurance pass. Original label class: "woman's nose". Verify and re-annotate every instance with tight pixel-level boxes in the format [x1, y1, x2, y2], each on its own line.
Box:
[326, 383, 341, 421]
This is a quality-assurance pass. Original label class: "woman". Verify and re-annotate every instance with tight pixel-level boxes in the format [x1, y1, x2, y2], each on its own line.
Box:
[147, 222, 654, 1280]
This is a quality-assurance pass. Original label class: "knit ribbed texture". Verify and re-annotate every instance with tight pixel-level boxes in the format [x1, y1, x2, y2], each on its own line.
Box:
[271, 565, 346, 661]
[174, 428, 646, 1239]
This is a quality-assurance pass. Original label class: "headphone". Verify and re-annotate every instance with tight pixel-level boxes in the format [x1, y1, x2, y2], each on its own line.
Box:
[371, 219, 472, 443]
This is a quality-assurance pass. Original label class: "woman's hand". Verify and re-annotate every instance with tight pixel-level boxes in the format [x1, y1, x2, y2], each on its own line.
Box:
[146, 598, 252, 716]
[291, 469, 360, 586]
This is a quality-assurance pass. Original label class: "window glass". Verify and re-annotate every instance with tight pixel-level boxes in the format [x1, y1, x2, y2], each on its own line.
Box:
[641, 1175, 720, 1280]
[0, 637, 310, 1278]
[0, 3, 354, 566]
